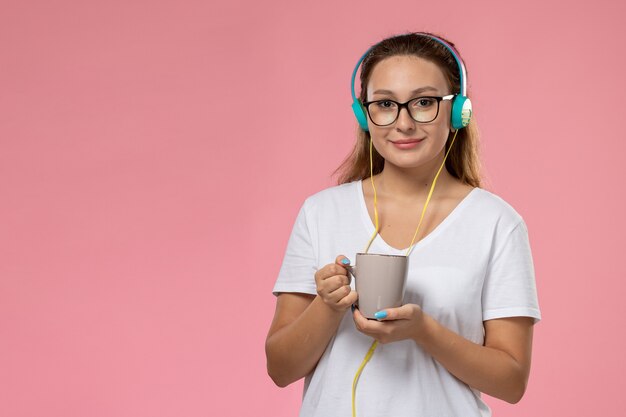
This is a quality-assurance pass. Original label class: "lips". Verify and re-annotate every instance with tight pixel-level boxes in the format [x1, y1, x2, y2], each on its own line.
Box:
[392, 138, 424, 144]
[389, 138, 425, 150]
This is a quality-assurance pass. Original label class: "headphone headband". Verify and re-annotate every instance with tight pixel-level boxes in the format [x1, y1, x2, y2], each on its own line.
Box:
[423, 35, 467, 97]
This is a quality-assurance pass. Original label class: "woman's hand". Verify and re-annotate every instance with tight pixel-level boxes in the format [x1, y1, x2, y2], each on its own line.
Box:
[352, 304, 428, 344]
[353, 305, 534, 403]
[314, 255, 358, 312]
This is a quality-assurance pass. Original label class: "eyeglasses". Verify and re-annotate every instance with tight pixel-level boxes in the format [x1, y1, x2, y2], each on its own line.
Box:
[363, 95, 455, 126]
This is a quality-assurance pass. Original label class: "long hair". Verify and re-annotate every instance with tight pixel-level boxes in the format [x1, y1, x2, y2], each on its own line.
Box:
[334, 32, 482, 188]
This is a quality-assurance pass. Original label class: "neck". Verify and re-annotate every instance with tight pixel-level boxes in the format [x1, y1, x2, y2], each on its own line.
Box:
[375, 150, 454, 201]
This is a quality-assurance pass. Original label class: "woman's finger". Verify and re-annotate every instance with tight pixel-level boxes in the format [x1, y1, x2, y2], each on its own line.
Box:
[328, 284, 351, 304]
[335, 255, 351, 267]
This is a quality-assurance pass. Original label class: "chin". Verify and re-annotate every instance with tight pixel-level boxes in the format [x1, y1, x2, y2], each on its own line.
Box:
[384, 159, 426, 171]
[386, 152, 444, 171]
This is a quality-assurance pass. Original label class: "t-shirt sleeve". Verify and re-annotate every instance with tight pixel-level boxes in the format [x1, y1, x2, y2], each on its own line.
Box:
[482, 220, 541, 323]
[272, 200, 318, 296]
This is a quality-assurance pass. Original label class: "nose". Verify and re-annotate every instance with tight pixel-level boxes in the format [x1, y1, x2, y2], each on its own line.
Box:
[395, 106, 416, 132]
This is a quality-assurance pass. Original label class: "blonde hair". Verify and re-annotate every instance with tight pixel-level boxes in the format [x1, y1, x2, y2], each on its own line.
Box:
[334, 32, 483, 188]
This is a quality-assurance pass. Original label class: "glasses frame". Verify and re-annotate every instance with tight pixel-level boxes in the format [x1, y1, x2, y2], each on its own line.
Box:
[362, 94, 455, 126]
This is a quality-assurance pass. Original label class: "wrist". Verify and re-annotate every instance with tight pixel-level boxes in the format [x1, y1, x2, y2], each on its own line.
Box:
[413, 312, 437, 347]
[314, 295, 349, 317]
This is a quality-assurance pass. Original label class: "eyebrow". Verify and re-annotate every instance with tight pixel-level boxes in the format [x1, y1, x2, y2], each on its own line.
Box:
[372, 86, 439, 96]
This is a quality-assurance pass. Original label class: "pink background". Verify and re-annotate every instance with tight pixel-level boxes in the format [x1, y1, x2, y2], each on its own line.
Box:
[1, 0, 624, 416]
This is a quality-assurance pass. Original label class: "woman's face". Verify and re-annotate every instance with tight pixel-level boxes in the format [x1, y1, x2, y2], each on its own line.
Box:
[365, 55, 453, 172]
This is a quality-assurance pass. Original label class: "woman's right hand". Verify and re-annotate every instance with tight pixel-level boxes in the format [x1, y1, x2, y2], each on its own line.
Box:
[314, 255, 358, 312]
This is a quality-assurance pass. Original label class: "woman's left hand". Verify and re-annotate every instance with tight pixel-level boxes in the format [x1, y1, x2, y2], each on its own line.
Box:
[352, 304, 428, 344]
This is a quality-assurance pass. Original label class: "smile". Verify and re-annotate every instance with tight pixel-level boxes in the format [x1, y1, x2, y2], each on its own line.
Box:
[390, 138, 425, 149]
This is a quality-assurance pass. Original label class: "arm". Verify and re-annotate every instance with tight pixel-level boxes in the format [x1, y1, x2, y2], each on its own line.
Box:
[419, 219, 537, 402]
[353, 306, 534, 403]
[265, 293, 344, 387]
[265, 256, 358, 387]
[419, 314, 534, 403]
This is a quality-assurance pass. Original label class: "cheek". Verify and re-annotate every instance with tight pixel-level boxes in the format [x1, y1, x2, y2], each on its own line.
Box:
[369, 132, 389, 156]
[439, 106, 452, 130]
[426, 117, 452, 142]
[367, 126, 385, 144]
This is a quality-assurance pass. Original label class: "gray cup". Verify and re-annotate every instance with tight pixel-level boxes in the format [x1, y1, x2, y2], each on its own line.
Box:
[346, 253, 409, 319]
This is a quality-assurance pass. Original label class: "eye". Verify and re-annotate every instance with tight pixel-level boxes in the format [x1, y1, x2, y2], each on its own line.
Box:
[411, 97, 436, 108]
[375, 100, 397, 110]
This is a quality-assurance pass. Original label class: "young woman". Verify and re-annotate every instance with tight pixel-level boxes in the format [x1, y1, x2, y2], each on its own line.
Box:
[265, 32, 541, 417]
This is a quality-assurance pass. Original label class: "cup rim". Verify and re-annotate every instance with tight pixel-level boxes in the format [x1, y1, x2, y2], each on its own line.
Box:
[356, 252, 407, 258]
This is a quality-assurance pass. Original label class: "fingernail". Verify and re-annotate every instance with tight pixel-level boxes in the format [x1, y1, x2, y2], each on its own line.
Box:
[374, 311, 387, 320]
[341, 258, 350, 265]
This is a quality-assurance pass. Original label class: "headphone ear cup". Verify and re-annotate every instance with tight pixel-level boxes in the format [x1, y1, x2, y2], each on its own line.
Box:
[451, 95, 472, 130]
[352, 100, 369, 132]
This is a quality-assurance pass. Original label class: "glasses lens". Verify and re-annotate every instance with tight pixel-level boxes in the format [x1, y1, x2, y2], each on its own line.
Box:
[409, 97, 439, 123]
[368, 100, 398, 126]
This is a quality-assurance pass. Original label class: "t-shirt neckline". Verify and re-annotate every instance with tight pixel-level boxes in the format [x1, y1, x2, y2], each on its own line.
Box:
[356, 179, 479, 255]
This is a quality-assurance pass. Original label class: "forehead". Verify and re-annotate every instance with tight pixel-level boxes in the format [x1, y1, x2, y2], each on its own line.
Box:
[366, 55, 448, 97]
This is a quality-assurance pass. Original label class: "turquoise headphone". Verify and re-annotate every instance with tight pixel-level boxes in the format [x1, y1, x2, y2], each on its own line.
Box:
[350, 33, 472, 132]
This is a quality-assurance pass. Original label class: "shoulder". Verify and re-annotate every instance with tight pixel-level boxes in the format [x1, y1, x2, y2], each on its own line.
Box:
[302, 180, 361, 210]
[468, 187, 526, 233]
[294, 181, 362, 231]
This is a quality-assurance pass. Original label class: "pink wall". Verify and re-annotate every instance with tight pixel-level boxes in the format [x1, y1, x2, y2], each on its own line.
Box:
[1, 0, 624, 416]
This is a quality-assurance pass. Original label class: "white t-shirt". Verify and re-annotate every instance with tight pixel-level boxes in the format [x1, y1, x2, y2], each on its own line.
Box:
[273, 180, 541, 417]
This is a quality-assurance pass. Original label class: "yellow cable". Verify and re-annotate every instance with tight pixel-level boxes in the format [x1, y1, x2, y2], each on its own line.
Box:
[352, 130, 460, 417]
[405, 129, 459, 257]
[351, 340, 378, 417]
[352, 139, 380, 417]
[363, 139, 379, 254]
